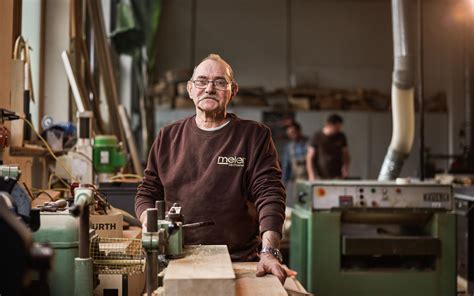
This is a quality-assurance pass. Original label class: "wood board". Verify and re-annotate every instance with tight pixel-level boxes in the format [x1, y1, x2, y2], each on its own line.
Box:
[10, 56, 25, 148]
[164, 245, 235, 296]
[233, 262, 287, 296]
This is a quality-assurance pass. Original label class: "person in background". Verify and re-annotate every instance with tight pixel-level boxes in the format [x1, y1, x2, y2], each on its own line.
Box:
[306, 114, 350, 180]
[282, 121, 308, 184]
[282, 121, 308, 206]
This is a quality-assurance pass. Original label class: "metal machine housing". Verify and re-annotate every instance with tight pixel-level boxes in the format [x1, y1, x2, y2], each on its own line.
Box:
[290, 180, 456, 296]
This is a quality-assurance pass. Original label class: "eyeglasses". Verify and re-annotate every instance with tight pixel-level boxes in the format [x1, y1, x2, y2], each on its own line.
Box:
[191, 78, 231, 90]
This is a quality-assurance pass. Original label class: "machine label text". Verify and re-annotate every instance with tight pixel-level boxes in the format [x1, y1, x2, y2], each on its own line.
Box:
[423, 192, 450, 202]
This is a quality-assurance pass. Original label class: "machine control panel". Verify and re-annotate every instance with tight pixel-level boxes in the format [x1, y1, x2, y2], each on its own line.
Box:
[298, 180, 453, 210]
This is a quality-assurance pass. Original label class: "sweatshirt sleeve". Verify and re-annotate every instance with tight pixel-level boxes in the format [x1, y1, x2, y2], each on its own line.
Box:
[248, 126, 286, 237]
[135, 130, 165, 219]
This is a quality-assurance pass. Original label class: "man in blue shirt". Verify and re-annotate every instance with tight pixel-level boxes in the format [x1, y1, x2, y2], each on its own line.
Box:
[282, 122, 308, 205]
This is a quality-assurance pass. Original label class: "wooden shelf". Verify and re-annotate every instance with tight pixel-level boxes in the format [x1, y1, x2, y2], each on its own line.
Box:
[9, 144, 49, 157]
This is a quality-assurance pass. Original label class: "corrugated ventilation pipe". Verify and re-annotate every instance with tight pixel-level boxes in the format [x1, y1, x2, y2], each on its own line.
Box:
[378, 0, 415, 181]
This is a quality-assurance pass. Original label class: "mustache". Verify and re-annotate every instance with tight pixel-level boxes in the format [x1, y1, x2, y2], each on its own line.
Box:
[198, 95, 218, 102]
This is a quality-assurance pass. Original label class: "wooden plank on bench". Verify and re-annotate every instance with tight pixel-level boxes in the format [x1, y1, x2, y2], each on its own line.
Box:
[164, 245, 235, 296]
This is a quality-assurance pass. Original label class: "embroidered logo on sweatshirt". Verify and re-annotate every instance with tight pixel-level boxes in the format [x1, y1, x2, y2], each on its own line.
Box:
[217, 156, 246, 167]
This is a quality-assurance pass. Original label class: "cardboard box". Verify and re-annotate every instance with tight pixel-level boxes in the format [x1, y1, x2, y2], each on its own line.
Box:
[94, 273, 145, 296]
[288, 96, 311, 110]
[90, 212, 123, 238]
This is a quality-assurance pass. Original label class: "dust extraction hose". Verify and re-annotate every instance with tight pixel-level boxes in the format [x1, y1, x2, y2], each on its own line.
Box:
[378, 0, 415, 181]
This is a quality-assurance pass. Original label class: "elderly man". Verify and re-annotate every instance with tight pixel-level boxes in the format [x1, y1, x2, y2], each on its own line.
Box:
[135, 54, 287, 282]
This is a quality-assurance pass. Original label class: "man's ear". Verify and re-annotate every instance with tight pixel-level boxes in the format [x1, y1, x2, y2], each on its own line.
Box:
[187, 81, 193, 99]
[231, 82, 239, 97]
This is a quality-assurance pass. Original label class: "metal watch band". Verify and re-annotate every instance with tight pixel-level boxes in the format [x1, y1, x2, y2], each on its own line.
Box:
[260, 246, 283, 263]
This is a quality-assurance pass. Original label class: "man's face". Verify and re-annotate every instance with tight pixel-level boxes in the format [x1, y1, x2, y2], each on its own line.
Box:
[327, 123, 342, 135]
[286, 126, 300, 141]
[187, 59, 234, 114]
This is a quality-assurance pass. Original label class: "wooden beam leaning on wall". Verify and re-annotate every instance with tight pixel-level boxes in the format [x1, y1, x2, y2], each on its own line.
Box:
[78, 39, 105, 134]
[69, 0, 105, 134]
[86, 0, 127, 151]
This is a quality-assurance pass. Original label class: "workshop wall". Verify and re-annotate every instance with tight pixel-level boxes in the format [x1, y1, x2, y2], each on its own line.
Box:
[195, 0, 288, 90]
[291, 0, 392, 92]
[154, 0, 460, 94]
[154, 0, 194, 77]
[153, 0, 467, 158]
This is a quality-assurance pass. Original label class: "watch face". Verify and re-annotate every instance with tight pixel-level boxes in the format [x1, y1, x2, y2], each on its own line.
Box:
[261, 247, 283, 263]
[273, 250, 283, 263]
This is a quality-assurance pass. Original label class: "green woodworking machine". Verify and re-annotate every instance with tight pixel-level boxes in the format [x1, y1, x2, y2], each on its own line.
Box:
[142, 201, 214, 295]
[290, 180, 456, 296]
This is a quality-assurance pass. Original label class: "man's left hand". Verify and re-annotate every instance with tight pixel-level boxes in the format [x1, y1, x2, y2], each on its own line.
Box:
[256, 253, 287, 284]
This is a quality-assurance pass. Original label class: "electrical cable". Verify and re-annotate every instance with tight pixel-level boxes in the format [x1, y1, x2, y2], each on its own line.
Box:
[32, 190, 54, 201]
[22, 181, 35, 201]
[48, 173, 71, 190]
[71, 149, 93, 165]
[109, 173, 142, 180]
[33, 188, 70, 193]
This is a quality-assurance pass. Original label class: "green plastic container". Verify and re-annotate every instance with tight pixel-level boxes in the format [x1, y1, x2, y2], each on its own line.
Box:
[93, 135, 126, 174]
[33, 212, 79, 296]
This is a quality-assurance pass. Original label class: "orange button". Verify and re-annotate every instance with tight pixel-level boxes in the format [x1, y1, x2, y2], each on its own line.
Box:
[317, 188, 326, 197]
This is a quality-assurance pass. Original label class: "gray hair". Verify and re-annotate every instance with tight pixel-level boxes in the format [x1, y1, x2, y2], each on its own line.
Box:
[191, 53, 235, 82]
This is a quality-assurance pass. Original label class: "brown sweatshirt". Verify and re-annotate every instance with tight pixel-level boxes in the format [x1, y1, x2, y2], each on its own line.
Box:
[135, 113, 286, 261]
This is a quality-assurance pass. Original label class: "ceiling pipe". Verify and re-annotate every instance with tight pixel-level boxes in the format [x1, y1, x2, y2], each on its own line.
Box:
[378, 0, 415, 181]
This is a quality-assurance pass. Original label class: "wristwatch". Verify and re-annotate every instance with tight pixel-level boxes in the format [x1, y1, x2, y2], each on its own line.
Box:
[260, 246, 283, 263]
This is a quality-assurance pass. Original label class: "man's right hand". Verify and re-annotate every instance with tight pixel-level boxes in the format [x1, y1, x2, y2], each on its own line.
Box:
[256, 253, 287, 284]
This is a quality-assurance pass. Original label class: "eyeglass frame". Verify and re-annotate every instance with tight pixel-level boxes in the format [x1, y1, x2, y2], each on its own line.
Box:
[189, 78, 234, 90]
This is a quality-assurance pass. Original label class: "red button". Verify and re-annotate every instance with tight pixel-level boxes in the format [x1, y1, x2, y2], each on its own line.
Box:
[317, 188, 326, 197]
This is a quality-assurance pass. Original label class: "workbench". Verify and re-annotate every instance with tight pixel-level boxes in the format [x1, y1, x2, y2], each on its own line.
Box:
[154, 262, 308, 296]
[154, 245, 309, 296]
